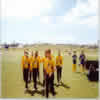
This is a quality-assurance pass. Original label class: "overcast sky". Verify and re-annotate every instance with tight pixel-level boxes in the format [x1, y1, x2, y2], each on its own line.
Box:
[0, 0, 98, 44]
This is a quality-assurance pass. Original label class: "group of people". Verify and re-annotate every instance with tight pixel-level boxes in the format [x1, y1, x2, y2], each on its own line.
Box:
[72, 50, 86, 73]
[21, 49, 87, 98]
[21, 49, 63, 98]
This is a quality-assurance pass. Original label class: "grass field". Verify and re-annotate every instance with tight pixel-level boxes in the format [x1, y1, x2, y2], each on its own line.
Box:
[0, 45, 99, 98]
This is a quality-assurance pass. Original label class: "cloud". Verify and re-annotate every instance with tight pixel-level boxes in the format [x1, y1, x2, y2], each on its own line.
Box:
[64, 0, 98, 25]
[1, 0, 53, 18]
[40, 16, 54, 24]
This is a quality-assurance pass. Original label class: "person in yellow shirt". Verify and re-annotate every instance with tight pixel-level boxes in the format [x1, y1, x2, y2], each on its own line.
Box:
[21, 50, 30, 91]
[30, 51, 40, 90]
[56, 50, 63, 85]
[36, 51, 41, 82]
[29, 51, 34, 82]
[44, 49, 56, 98]
[42, 50, 48, 88]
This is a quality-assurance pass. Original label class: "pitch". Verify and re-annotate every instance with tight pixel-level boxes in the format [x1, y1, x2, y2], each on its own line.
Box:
[1, 44, 99, 98]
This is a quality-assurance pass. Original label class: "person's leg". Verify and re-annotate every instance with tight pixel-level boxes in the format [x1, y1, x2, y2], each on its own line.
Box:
[43, 69, 45, 87]
[33, 68, 36, 89]
[72, 64, 76, 72]
[50, 73, 55, 95]
[37, 68, 40, 81]
[34, 69, 37, 89]
[32, 69, 34, 83]
[35, 68, 38, 89]
[24, 69, 27, 88]
[26, 69, 28, 89]
[46, 75, 49, 98]
[81, 64, 85, 73]
[29, 71, 31, 81]
[58, 67, 61, 83]
[59, 67, 62, 82]
[80, 64, 83, 73]
[57, 67, 59, 83]
[23, 69, 25, 82]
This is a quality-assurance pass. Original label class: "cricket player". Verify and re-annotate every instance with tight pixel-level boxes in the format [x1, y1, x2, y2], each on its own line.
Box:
[30, 51, 40, 90]
[21, 50, 30, 91]
[29, 51, 34, 82]
[56, 50, 63, 85]
[36, 51, 41, 82]
[42, 50, 48, 87]
[72, 51, 77, 72]
[79, 50, 86, 73]
[44, 49, 56, 98]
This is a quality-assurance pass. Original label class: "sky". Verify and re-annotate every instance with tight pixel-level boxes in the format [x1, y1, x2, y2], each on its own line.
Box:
[0, 0, 98, 44]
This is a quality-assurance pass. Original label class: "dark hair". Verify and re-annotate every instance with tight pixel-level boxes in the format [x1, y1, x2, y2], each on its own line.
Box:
[47, 49, 51, 54]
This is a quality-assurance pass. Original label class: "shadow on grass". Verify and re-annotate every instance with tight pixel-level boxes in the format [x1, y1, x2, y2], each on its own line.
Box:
[54, 82, 70, 89]
[25, 88, 57, 97]
[37, 81, 43, 87]
[25, 89, 44, 96]
[76, 72, 81, 74]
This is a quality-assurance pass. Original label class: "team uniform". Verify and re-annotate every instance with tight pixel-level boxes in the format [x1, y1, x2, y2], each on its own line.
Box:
[21, 56, 30, 89]
[37, 56, 41, 82]
[72, 54, 77, 72]
[56, 56, 63, 83]
[42, 56, 47, 87]
[44, 58, 55, 98]
[29, 56, 34, 81]
[79, 54, 86, 72]
[30, 57, 40, 90]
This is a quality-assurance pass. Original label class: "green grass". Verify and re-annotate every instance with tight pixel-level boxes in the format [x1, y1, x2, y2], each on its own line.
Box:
[1, 46, 99, 98]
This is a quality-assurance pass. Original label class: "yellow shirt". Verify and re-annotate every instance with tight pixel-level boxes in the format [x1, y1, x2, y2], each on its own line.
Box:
[45, 58, 55, 75]
[30, 57, 40, 70]
[42, 57, 47, 69]
[37, 56, 41, 68]
[56, 56, 63, 67]
[29, 56, 34, 71]
[21, 56, 30, 69]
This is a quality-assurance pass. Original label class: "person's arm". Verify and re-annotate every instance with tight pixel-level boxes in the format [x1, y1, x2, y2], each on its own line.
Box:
[53, 60, 56, 72]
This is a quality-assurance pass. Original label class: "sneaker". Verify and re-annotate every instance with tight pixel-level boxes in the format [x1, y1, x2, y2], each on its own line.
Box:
[57, 83, 59, 86]
[32, 88, 35, 91]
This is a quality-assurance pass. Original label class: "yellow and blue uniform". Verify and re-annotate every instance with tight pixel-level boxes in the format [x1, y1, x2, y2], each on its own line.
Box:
[79, 54, 86, 72]
[72, 54, 77, 72]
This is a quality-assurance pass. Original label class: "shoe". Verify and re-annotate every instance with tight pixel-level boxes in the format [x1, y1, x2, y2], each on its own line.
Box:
[32, 88, 35, 91]
[57, 82, 60, 86]
[52, 91, 56, 96]
[60, 80, 62, 83]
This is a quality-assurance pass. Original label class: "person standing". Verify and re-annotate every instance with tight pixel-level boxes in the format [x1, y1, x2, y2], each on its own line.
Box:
[44, 49, 56, 98]
[72, 51, 77, 72]
[56, 50, 63, 85]
[36, 51, 41, 83]
[21, 50, 30, 91]
[42, 50, 48, 88]
[29, 51, 34, 82]
[30, 51, 40, 90]
[79, 50, 86, 73]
